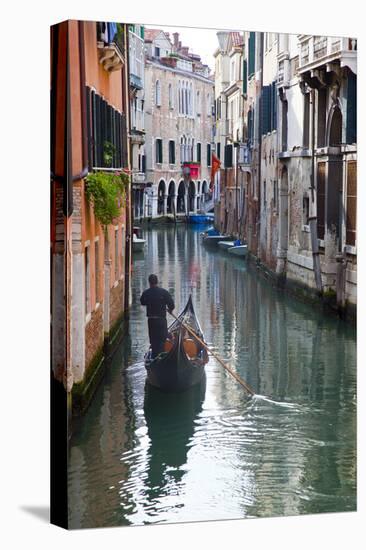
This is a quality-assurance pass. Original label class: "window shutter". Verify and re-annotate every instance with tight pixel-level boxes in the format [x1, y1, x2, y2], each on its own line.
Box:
[224, 144, 233, 168]
[261, 86, 271, 135]
[346, 73, 357, 144]
[271, 81, 277, 131]
[197, 143, 201, 163]
[243, 59, 247, 95]
[248, 32, 256, 77]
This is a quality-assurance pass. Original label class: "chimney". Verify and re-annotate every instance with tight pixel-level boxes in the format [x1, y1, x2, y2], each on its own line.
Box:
[173, 32, 179, 48]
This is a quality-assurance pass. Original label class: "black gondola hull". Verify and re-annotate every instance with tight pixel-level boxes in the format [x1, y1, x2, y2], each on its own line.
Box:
[144, 296, 207, 392]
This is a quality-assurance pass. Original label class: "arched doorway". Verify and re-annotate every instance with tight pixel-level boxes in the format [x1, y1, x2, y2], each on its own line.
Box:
[188, 181, 196, 212]
[326, 106, 343, 243]
[167, 180, 176, 214]
[157, 180, 166, 215]
[328, 106, 342, 147]
[177, 180, 185, 213]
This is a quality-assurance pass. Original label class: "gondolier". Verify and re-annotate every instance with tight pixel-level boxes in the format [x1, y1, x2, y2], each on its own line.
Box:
[140, 274, 175, 358]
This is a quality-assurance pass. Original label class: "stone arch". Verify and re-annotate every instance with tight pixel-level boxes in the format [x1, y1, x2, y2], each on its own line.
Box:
[157, 179, 166, 215]
[167, 180, 176, 214]
[177, 180, 186, 213]
[327, 105, 343, 147]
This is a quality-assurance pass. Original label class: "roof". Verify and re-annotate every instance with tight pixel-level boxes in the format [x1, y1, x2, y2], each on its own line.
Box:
[230, 32, 244, 47]
[144, 29, 163, 42]
[144, 28, 172, 44]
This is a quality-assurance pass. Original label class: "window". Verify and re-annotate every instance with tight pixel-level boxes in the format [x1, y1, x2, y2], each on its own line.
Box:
[156, 139, 163, 164]
[346, 161, 357, 246]
[169, 84, 174, 109]
[95, 240, 100, 304]
[303, 195, 309, 225]
[273, 181, 278, 211]
[155, 80, 161, 106]
[346, 73, 357, 144]
[317, 162, 326, 240]
[317, 88, 326, 148]
[303, 92, 310, 148]
[189, 83, 193, 116]
[217, 142, 221, 159]
[248, 32, 256, 77]
[261, 82, 277, 135]
[87, 87, 126, 169]
[207, 143, 211, 167]
[155, 46, 160, 57]
[281, 99, 288, 152]
[178, 81, 182, 113]
[114, 228, 119, 279]
[169, 140, 175, 165]
[85, 244, 90, 315]
[197, 142, 201, 163]
[197, 91, 201, 115]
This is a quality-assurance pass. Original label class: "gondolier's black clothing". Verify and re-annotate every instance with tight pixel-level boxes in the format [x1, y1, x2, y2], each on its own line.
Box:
[140, 287, 175, 357]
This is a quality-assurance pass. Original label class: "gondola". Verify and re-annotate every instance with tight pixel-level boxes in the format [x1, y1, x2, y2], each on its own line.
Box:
[144, 295, 208, 392]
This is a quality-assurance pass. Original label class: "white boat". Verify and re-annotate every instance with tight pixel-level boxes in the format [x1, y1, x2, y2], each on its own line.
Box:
[132, 233, 146, 252]
[218, 240, 235, 250]
[227, 244, 248, 257]
[203, 235, 233, 246]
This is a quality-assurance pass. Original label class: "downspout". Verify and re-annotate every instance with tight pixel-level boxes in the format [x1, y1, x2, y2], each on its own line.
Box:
[124, 24, 132, 311]
[256, 32, 264, 258]
[309, 88, 323, 293]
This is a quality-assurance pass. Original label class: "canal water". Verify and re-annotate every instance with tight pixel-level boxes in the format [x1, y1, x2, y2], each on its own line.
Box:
[68, 226, 357, 529]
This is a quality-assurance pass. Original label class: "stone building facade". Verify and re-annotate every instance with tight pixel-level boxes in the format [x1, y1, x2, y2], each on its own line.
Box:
[143, 29, 214, 220]
[51, 20, 132, 417]
[213, 30, 357, 318]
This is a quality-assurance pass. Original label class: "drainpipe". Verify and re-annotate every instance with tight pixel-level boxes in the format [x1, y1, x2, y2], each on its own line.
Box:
[256, 32, 264, 258]
[309, 88, 323, 293]
[124, 24, 132, 311]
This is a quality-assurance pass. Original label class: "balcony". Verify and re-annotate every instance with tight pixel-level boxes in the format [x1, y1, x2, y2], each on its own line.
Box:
[298, 35, 357, 76]
[97, 24, 125, 73]
[132, 172, 146, 185]
[130, 73, 143, 90]
[130, 129, 145, 145]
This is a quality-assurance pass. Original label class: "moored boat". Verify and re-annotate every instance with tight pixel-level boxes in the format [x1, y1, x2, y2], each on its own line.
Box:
[218, 240, 235, 250]
[227, 244, 248, 256]
[203, 234, 233, 247]
[132, 232, 146, 252]
[144, 296, 208, 392]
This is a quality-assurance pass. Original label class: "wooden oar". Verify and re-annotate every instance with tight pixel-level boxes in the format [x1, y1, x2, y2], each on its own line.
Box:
[168, 310, 255, 396]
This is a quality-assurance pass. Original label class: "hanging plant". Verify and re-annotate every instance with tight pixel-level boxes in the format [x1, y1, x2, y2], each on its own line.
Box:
[85, 170, 129, 228]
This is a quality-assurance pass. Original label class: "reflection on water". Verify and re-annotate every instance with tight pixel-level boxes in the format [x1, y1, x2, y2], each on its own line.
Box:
[68, 226, 357, 528]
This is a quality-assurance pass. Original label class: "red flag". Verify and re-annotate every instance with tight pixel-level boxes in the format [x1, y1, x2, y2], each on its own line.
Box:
[210, 153, 221, 189]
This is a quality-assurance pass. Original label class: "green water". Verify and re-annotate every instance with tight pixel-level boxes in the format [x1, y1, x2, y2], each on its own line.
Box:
[68, 226, 357, 528]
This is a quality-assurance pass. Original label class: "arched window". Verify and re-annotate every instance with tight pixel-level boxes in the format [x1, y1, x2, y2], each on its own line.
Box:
[196, 90, 201, 115]
[180, 137, 184, 162]
[185, 82, 188, 115]
[155, 80, 161, 106]
[178, 81, 181, 113]
[189, 83, 193, 116]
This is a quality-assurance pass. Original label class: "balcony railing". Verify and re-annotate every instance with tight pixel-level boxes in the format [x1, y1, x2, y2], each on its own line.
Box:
[298, 35, 357, 73]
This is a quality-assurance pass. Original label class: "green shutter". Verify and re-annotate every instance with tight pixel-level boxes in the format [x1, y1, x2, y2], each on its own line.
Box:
[243, 59, 247, 95]
[248, 32, 256, 77]
[346, 73, 357, 144]
[261, 86, 271, 135]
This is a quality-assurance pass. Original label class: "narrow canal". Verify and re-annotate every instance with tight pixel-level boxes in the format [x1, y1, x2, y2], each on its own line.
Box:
[68, 226, 357, 529]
